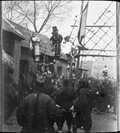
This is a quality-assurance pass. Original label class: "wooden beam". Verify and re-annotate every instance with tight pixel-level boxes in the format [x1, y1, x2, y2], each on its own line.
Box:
[86, 25, 116, 27]
[75, 54, 116, 57]
[71, 25, 116, 27]
[83, 48, 116, 52]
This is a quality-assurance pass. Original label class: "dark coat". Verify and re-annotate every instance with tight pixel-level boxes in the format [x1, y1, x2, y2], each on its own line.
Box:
[55, 86, 75, 111]
[74, 88, 93, 132]
[18, 75, 29, 99]
[17, 93, 61, 133]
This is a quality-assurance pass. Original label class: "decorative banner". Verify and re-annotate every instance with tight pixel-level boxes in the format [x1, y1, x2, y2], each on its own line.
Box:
[78, 2, 89, 46]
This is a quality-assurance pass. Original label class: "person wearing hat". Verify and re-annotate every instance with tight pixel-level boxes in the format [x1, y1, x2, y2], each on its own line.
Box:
[50, 26, 63, 57]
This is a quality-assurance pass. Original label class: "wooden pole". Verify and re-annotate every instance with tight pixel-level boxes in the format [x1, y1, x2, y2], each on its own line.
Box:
[74, 1, 84, 91]
[116, 2, 120, 131]
[69, 55, 73, 81]
[0, 2, 4, 130]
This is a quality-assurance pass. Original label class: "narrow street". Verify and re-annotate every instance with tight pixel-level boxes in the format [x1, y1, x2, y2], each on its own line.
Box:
[1, 1, 119, 133]
[3, 109, 117, 132]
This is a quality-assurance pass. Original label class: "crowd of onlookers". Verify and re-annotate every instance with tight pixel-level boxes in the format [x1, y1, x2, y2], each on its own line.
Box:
[3, 65, 117, 133]
[84, 77, 117, 115]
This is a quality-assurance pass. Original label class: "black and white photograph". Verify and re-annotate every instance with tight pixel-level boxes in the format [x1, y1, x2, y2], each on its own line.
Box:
[0, 1, 120, 132]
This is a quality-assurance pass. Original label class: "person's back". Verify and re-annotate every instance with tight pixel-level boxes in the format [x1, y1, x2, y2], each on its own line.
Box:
[17, 92, 61, 133]
[55, 79, 75, 133]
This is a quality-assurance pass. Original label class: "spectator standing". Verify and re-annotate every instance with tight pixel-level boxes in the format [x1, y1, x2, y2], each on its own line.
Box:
[4, 67, 19, 123]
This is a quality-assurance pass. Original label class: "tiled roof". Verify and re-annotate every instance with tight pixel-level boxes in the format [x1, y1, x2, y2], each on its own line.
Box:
[2, 18, 67, 60]
[2, 18, 25, 40]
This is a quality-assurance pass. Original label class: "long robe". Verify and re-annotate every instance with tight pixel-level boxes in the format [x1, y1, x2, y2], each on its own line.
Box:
[17, 93, 61, 133]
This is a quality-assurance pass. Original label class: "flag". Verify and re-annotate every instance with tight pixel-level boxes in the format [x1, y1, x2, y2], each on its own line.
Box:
[78, 2, 89, 46]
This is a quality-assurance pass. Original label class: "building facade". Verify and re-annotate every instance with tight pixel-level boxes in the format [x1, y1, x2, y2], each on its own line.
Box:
[2, 18, 25, 83]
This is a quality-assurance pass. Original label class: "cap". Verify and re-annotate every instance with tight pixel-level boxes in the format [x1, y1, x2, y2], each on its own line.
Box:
[52, 26, 58, 34]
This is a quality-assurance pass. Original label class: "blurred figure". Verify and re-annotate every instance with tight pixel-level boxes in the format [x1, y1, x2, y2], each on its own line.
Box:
[34, 71, 46, 93]
[4, 67, 19, 123]
[46, 66, 52, 78]
[73, 79, 93, 133]
[18, 73, 29, 101]
[102, 65, 108, 78]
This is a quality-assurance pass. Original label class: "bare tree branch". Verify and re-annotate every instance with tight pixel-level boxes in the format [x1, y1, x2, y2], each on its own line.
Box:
[33, 0, 37, 32]
[16, 4, 34, 25]
[3, 1, 72, 33]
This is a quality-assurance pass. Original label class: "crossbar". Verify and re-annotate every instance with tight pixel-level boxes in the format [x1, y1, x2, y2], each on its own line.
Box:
[76, 54, 116, 57]
[83, 49, 116, 52]
[71, 25, 115, 27]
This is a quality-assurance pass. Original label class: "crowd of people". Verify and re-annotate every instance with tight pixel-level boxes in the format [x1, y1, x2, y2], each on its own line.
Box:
[4, 65, 117, 133]
[87, 77, 117, 115]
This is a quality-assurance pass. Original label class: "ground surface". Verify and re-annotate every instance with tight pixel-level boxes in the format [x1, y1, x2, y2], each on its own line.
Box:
[2, 109, 117, 132]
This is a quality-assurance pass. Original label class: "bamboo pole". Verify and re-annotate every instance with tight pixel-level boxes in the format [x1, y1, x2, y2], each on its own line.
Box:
[75, 54, 116, 57]
[74, 1, 84, 91]
[116, 2, 120, 131]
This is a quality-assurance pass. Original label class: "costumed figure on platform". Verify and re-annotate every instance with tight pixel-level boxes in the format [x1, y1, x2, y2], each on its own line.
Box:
[50, 26, 63, 58]
[29, 32, 42, 61]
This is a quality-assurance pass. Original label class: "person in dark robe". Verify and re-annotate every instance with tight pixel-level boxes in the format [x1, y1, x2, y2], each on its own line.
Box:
[50, 26, 63, 58]
[18, 73, 29, 101]
[73, 79, 93, 133]
[16, 92, 62, 133]
[55, 79, 75, 133]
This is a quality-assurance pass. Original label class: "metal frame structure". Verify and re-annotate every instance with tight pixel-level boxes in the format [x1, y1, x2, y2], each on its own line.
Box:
[81, 1, 116, 59]
[70, 2, 116, 59]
